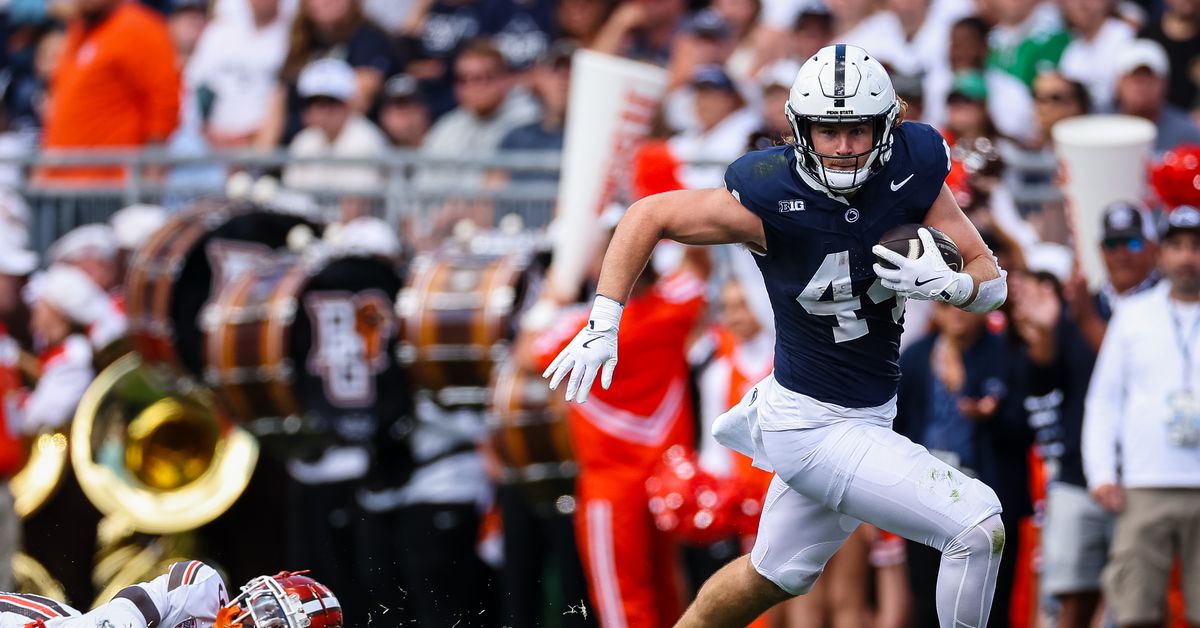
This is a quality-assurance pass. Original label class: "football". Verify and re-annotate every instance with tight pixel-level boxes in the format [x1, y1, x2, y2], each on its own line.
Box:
[876, 224, 963, 272]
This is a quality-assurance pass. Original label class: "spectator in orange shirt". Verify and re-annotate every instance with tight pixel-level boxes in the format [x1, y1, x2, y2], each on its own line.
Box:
[40, 0, 181, 181]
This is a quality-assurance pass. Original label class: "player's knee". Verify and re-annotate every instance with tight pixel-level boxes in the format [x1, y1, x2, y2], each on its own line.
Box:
[752, 558, 820, 597]
[945, 514, 1005, 561]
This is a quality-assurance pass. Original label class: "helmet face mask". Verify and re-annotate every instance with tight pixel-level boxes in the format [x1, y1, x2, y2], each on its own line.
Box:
[786, 44, 900, 194]
[220, 572, 342, 628]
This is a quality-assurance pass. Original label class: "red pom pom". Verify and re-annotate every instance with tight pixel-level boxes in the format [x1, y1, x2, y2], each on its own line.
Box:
[1151, 145, 1200, 209]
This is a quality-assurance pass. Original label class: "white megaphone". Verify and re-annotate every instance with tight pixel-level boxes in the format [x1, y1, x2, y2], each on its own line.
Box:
[1052, 114, 1157, 287]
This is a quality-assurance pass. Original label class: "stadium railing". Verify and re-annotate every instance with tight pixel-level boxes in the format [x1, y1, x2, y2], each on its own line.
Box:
[0, 148, 1061, 254]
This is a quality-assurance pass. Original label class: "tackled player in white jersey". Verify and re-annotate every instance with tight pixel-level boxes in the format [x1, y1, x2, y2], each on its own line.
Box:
[0, 562, 341, 628]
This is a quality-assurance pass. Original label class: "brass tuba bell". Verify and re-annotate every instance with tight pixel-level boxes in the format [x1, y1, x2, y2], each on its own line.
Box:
[71, 354, 258, 534]
[10, 432, 68, 518]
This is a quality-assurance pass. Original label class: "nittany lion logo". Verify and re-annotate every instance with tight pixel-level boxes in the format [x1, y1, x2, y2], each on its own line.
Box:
[305, 290, 395, 407]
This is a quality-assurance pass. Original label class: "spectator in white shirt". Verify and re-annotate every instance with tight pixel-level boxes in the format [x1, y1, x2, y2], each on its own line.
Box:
[418, 40, 539, 192]
[1113, 39, 1200, 154]
[283, 58, 388, 193]
[668, 65, 761, 189]
[747, 60, 800, 150]
[711, 0, 762, 81]
[887, 0, 974, 78]
[1058, 0, 1135, 111]
[1082, 204, 1200, 628]
[186, 0, 290, 148]
[663, 10, 738, 134]
[826, 0, 907, 67]
[925, 16, 1036, 142]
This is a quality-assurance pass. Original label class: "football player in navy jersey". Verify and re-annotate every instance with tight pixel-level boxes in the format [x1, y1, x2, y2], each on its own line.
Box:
[544, 44, 1009, 628]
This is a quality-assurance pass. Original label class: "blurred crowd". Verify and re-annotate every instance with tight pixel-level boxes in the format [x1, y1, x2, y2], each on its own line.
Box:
[0, 0, 1198, 627]
[0, 0, 1196, 186]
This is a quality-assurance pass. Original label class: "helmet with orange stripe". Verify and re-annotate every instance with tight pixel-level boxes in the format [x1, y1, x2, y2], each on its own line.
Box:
[216, 571, 341, 628]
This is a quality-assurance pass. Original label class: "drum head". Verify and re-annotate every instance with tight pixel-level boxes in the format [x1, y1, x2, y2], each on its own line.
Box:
[171, 210, 319, 377]
[289, 256, 406, 442]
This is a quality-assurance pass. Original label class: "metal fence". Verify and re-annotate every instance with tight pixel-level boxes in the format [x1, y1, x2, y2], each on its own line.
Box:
[1, 147, 1063, 254]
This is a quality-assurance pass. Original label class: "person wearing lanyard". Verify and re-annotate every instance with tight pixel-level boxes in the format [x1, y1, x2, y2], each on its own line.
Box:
[1082, 204, 1200, 628]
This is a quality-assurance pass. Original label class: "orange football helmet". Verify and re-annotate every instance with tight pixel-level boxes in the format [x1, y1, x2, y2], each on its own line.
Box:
[216, 571, 342, 628]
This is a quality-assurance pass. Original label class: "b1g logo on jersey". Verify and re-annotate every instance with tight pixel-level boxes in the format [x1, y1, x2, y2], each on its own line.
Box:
[305, 290, 396, 407]
[174, 620, 196, 628]
[778, 199, 806, 213]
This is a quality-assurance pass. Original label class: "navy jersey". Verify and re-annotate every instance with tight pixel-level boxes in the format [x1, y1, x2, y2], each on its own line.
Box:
[723, 122, 951, 408]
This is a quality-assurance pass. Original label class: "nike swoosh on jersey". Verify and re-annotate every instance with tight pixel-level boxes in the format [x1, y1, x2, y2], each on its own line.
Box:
[581, 335, 604, 348]
[890, 174, 915, 191]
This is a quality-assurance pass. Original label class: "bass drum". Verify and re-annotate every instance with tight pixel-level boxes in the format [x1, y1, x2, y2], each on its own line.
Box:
[396, 254, 536, 405]
[203, 253, 406, 440]
[126, 200, 320, 378]
[488, 360, 576, 512]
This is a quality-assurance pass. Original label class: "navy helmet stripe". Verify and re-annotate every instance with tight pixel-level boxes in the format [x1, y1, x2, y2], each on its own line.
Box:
[833, 44, 846, 97]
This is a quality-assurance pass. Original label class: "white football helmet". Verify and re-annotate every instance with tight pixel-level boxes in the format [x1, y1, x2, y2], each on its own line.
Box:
[786, 44, 900, 194]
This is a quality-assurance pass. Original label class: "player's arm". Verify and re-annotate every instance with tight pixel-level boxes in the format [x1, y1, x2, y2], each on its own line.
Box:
[873, 184, 1007, 313]
[544, 188, 763, 403]
[924, 184, 1004, 305]
[76, 561, 224, 628]
[596, 188, 765, 304]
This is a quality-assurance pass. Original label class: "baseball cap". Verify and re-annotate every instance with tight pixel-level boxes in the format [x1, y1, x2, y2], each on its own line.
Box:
[794, 4, 833, 30]
[948, 71, 988, 103]
[382, 74, 422, 103]
[684, 9, 731, 39]
[1116, 39, 1169, 78]
[690, 65, 737, 92]
[889, 68, 925, 101]
[1101, 200, 1157, 242]
[760, 60, 800, 91]
[297, 58, 356, 102]
[1162, 205, 1200, 240]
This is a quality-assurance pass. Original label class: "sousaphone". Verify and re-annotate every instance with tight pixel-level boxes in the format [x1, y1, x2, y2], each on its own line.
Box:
[71, 354, 258, 534]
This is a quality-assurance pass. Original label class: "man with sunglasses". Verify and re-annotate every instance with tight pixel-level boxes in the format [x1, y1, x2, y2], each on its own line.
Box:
[0, 563, 341, 628]
[1065, 200, 1161, 354]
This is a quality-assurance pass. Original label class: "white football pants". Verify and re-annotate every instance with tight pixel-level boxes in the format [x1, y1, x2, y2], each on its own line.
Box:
[750, 420, 1005, 628]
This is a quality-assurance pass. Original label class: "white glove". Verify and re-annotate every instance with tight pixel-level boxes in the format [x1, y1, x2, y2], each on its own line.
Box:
[872, 228, 973, 305]
[543, 295, 622, 403]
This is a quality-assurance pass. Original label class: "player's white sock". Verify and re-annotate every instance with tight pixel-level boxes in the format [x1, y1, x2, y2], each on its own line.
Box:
[936, 513, 1004, 628]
